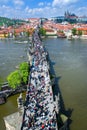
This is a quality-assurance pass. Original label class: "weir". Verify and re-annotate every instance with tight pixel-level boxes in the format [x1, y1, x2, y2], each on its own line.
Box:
[21, 30, 59, 130]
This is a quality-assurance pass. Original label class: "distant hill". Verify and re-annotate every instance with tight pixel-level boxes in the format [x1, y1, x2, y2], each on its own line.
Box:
[0, 16, 27, 27]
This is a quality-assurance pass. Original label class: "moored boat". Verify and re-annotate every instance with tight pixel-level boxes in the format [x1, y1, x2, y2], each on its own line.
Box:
[67, 35, 73, 40]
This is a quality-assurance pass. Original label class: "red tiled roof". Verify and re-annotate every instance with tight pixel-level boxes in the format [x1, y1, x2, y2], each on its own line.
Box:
[77, 28, 87, 31]
[45, 29, 54, 32]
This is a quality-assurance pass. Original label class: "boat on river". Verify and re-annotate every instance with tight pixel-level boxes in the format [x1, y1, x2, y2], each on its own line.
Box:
[57, 32, 66, 38]
[67, 35, 73, 40]
[14, 40, 28, 44]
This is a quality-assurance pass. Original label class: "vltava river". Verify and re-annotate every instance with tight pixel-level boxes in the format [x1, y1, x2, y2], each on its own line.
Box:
[0, 38, 87, 130]
[0, 40, 27, 130]
[44, 38, 87, 130]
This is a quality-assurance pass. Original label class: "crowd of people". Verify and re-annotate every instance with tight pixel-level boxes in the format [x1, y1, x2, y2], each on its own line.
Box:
[21, 30, 57, 130]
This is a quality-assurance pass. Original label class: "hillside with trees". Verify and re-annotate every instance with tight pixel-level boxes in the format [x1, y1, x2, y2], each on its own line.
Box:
[0, 16, 26, 27]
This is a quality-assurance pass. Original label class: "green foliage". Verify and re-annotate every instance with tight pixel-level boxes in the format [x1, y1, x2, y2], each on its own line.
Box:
[26, 31, 30, 37]
[72, 28, 77, 35]
[4, 32, 6, 38]
[0, 17, 27, 27]
[39, 27, 46, 36]
[19, 62, 29, 84]
[58, 30, 64, 33]
[7, 70, 21, 89]
[7, 62, 29, 89]
[78, 30, 82, 36]
[14, 30, 17, 37]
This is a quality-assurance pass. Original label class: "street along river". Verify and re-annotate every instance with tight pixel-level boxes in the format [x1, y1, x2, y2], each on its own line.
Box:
[0, 38, 87, 130]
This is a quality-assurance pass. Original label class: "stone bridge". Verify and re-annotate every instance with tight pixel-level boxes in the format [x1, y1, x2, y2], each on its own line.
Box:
[21, 30, 59, 130]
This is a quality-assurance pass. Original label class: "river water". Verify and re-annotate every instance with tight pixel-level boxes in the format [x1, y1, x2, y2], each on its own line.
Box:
[0, 40, 27, 130]
[0, 38, 87, 130]
[43, 38, 87, 130]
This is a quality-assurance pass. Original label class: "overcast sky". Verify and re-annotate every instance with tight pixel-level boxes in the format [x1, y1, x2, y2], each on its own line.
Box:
[0, 0, 87, 18]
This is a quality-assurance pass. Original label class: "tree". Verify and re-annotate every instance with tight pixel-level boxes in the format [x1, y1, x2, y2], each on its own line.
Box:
[14, 30, 17, 37]
[7, 62, 29, 89]
[78, 30, 82, 36]
[19, 62, 29, 84]
[72, 28, 77, 35]
[39, 27, 46, 36]
[26, 31, 30, 37]
[23, 28, 26, 36]
[7, 70, 21, 89]
[4, 32, 7, 38]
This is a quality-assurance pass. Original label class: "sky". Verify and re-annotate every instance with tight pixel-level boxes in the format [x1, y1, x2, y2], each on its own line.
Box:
[0, 0, 87, 18]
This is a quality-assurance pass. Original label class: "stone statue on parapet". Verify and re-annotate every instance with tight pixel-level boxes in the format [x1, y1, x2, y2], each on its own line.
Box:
[17, 93, 23, 109]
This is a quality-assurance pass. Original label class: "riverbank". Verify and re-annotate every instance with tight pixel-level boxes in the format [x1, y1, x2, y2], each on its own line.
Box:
[67, 35, 87, 40]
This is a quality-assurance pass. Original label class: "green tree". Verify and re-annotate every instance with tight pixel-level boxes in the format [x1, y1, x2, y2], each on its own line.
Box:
[4, 32, 7, 38]
[19, 62, 29, 84]
[7, 70, 21, 89]
[14, 30, 17, 37]
[7, 62, 29, 89]
[23, 28, 26, 36]
[78, 30, 82, 36]
[72, 28, 77, 35]
[26, 31, 30, 37]
[39, 27, 46, 36]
